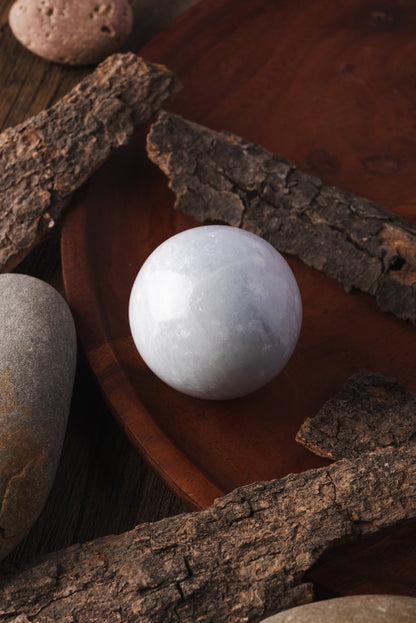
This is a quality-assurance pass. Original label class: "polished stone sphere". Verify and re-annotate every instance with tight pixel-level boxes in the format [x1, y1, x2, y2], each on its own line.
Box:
[129, 225, 302, 400]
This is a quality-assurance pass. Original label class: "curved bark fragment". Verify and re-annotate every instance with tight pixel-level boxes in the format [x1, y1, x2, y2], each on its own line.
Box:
[0, 53, 179, 272]
[147, 111, 416, 325]
[1, 443, 416, 622]
[296, 370, 416, 460]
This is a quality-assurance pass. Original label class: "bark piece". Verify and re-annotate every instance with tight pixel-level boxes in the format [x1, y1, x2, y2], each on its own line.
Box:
[0, 52, 179, 272]
[296, 370, 416, 461]
[1, 443, 416, 622]
[147, 111, 416, 324]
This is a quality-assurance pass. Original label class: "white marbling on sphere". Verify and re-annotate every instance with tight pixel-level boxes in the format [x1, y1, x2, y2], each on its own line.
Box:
[129, 225, 302, 400]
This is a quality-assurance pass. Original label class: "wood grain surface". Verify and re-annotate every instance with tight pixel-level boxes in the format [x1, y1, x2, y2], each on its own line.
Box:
[62, 0, 416, 507]
[0, 0, 201, 569]
[2, 0, 416, 609]
[58, 0, 416, 603]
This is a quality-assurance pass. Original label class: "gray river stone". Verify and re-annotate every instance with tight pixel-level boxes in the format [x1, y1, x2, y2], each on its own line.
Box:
[0, 273, 76, 560]
[9, 0, 133, 65]
[262, 595, 416, 622]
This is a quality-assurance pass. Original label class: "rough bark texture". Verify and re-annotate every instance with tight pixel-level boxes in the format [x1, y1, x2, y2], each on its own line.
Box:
[296, 370, 416, 461]
[1, 443, 416, 622]
[147, 111, 416, 325]
[0, 53, 179, 272]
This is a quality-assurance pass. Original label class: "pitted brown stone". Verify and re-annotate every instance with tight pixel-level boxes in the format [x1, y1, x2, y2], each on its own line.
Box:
[9, 0, 133, 65]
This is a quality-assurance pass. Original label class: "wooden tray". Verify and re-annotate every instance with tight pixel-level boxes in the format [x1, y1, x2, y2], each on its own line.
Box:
[61, 0, 416, 595]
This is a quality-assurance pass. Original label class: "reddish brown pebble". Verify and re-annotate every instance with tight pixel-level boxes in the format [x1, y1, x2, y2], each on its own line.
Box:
[9, 0, 133, 65]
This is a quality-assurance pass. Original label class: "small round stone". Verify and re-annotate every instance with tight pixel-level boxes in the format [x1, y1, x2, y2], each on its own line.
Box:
[261, 595, 416, 623]
[0, 274, 77, 560]
[129, 225, 302, 400]
[9, 0, 133, 66]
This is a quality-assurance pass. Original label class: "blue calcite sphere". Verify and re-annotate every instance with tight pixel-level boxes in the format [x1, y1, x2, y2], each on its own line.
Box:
[129, 225, 302, 400]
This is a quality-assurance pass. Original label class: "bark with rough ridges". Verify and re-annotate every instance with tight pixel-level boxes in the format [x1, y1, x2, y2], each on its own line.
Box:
[296, 370, 416, 460]
[1, 443, 416, 622]
[0, 53, 179, 272]
[146, 110, 416, 325]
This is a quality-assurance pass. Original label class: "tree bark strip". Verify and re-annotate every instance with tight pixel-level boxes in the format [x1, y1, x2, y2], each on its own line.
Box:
[1, 442, 416, 622]
[146, 111, 416, 325]
[296, 370, 416, 460]
[0, 53, 179, 272]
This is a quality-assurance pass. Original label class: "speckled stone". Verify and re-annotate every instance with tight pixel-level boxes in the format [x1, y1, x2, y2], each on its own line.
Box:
[261, 595, 416, 622]
[0, 274, 76, 560]
[9, 0, 133, 65]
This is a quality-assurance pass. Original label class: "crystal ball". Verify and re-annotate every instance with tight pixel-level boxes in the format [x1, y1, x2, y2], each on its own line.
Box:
[129, 225, 302, 400]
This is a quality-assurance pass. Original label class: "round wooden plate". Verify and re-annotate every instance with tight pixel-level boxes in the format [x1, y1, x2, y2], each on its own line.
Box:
[61, 0, 416, 587]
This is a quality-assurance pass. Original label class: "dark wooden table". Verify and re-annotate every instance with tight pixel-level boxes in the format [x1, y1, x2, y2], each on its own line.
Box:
[1, 1, 416, 613]
[0, 0, 201, 569]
